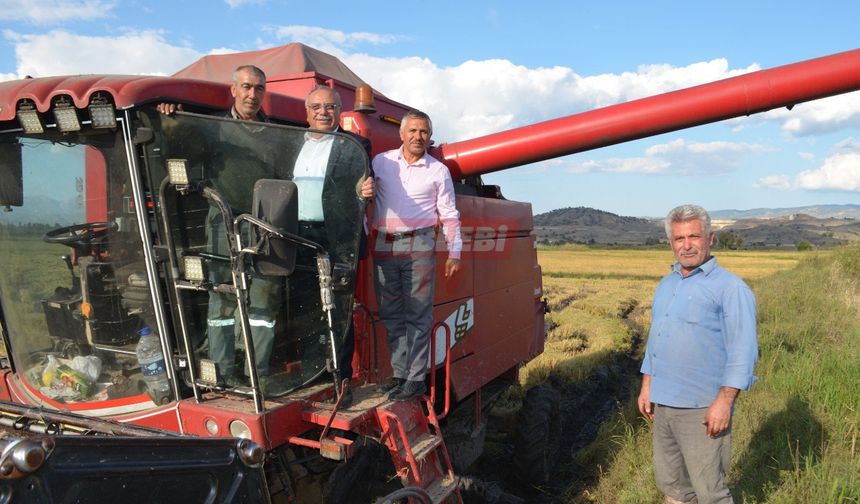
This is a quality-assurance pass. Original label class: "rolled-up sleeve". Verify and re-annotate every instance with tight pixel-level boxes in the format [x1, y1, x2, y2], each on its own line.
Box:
[720, 284, 758, 390]
[436, 173, 462, 259]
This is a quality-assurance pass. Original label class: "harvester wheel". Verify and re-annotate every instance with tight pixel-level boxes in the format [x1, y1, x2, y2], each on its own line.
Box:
[322, 441, 392, 503]
[513, 383, 561, 484]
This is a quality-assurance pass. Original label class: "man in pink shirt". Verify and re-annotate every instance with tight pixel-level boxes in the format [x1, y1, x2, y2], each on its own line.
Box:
[371, 109, 462, 401]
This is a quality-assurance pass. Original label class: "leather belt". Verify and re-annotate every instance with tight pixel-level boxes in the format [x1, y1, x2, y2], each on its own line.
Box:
[383, 226, 435, 241]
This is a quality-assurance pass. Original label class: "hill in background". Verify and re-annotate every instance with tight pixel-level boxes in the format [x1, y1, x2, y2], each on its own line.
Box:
[534, 207, 664, 246]
[710, 204, 860, 220]
[534, 206, 860, 248]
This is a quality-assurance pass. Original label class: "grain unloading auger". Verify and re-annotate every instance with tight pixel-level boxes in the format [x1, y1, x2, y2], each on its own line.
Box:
[434, 48, 860, 178]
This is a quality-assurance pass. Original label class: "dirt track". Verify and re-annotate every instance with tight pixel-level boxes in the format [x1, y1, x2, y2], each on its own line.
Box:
[461, 305, 646, 504]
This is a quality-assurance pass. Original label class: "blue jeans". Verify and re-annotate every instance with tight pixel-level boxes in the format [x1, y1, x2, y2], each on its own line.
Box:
[373, 229, 436, 382]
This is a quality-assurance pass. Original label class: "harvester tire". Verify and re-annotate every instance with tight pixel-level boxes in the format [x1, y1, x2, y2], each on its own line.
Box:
[321, 445, 373, 503]
[513, 383, 561, 484]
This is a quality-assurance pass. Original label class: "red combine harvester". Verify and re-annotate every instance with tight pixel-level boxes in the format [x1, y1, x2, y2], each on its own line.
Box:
[0, 44, 858, 503]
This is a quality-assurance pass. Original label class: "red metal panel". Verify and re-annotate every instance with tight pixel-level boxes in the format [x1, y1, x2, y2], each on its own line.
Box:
[436, 48, 860, 179]
[0, 370, 13, 402]
[0, 75, 307, 123]
[177, 397, 305, 451]
[445, 279, 537, 399]
[85, 146, 107, 223]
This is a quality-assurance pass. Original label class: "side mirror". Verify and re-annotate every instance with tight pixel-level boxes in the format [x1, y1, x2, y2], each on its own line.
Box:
[252, 179, 298, 276]
[0, 142, 23, 209]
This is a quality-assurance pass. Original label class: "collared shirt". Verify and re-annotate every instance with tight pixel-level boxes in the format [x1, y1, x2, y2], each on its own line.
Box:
[229, 107, 268, 123]
[371, 147, 462, 258]
[293, 132, 335, 221]
[640, 257, 758, 408]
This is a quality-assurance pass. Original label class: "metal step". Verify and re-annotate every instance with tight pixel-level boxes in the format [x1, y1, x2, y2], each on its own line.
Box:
[409, 432, 442, 462]
[425, 475, 459, 504]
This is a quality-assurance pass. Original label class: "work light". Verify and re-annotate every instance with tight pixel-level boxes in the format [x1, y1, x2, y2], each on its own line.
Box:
[198, 359, 218, 386]
[52, 96, 81, 132]
[16, 101, 43, 134]
[182, 255, 206, 282]
[88, 93, 117, 129]
[167, 159, 190, 186]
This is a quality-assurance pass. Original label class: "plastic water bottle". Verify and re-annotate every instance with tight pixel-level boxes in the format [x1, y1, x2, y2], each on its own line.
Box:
[136, 327, 171, 405]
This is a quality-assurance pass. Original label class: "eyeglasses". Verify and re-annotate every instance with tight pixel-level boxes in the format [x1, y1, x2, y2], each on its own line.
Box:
[308, 103, 339, 112]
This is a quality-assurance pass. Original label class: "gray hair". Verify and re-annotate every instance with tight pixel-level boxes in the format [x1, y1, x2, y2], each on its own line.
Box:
[664, 204, 711, 239]
[304, 85, 342, 108]
[232, 65, 266, 84]
[400, 109, 433, 136]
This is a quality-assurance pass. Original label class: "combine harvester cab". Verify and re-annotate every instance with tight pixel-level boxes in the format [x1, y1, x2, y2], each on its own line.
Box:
[0, 44, 859, 503]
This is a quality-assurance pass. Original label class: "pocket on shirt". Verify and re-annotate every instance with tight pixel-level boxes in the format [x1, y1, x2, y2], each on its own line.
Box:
[678, 293, 720, 330]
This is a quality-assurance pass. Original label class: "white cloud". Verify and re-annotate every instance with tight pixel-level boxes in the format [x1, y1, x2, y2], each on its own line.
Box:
[224, 0, 265, 7]
[340, 54, 760, 142]
[567, 139, 768, 175]
[795, 151, 860, 191]
[759, 139, 860, 192]
[2, 23, 856, 151]
[0, 0, 115, 24]
[571, 157, 672, 173]
[6, 29, 201, 77]
[271, 26, 399, 55]
[754, 175, 792, 190]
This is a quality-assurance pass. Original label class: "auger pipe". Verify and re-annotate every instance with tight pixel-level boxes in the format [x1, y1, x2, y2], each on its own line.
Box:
[434, 48, 860, 180]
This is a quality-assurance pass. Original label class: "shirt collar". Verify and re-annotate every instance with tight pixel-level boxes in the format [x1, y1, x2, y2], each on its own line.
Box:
[231, 106, 268, 122]
[671, 256, 717, 277]
[304, 128, 338, 142]
[398, 147, 428, 167]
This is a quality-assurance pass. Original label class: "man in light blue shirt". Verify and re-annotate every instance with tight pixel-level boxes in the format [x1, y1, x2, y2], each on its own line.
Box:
[639, 204, 758, 504]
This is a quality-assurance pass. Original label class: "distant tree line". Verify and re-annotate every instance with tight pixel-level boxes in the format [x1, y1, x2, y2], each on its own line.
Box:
[0, 222, 59, 236]
[716, 231, 745, 250]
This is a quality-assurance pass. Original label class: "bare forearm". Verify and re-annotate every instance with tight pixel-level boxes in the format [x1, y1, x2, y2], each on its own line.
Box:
[716, 386, 739, 404]
[638, 374, 653, 420]
[704, 386, 739, 437]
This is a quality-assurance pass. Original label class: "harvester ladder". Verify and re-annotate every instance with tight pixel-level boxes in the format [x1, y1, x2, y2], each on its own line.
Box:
[377, 398, 462, 503]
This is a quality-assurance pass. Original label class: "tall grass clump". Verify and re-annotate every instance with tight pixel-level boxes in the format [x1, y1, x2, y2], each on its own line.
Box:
[573, 248, 860, 503]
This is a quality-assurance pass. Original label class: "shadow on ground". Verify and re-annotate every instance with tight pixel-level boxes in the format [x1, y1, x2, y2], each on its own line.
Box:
[733, 396, 825, 502]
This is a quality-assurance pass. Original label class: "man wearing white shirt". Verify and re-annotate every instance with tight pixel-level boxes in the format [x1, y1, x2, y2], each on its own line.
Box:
[292, 86, 372, 407]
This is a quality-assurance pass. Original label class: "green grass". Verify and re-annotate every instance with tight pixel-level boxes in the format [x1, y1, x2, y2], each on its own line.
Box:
[0, 235, 70, 357]
[571, 246, 860, 503]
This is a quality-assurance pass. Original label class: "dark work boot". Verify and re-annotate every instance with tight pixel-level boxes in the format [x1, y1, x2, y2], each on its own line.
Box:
[376, 378, 405, 395]
[390, 380, 426, 402]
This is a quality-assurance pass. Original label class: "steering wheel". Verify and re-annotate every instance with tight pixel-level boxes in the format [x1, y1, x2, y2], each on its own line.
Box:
[43, 221, 116, 248]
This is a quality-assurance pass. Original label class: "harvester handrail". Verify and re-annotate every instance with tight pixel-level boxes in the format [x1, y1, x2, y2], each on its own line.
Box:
[428, 321, 453, 419]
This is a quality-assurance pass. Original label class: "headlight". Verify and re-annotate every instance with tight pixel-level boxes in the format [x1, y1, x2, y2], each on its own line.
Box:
[229, 420, 252, 439]
[204, 417, 219, 436]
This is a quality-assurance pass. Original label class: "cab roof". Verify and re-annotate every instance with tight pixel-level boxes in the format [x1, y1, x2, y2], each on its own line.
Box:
[0, 74, 305, 123]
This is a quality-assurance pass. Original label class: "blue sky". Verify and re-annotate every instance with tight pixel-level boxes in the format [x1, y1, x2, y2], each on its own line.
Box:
[1, 0, 858, 217]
